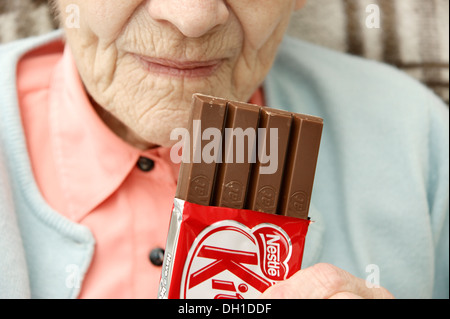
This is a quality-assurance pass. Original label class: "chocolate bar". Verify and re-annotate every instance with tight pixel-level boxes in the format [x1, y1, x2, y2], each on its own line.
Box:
[278, 114, 323, 219]
[175, 94, 323, 218]
[175, 94, 227, 206]
[246, 108, 292, 214]
[159, 94, 323, 299]
[212, 101, 261, 209]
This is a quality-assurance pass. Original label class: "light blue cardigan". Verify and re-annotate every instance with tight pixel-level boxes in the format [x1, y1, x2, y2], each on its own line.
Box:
[0, 31, 448, 299]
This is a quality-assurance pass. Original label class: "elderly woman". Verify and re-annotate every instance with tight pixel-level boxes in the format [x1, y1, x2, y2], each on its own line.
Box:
[0, 0, 448, 299]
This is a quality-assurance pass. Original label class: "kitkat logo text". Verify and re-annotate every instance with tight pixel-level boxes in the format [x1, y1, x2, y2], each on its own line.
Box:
[181, 221, 292, 299]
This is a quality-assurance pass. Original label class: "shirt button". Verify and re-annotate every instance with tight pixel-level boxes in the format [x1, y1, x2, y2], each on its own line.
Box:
[149, 248, 165, 266]
[137, 157, 155, 172]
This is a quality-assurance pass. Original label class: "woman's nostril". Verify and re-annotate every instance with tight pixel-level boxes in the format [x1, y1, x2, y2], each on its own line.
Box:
[147, 0, 229, 38]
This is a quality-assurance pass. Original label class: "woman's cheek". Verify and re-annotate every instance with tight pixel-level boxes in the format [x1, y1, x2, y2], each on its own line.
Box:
[230, 0, 292, 50]
[61, 0, 143, 42]
[242, 16, 283, 51]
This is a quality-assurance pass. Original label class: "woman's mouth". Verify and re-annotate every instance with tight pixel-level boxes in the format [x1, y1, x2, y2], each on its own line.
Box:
[134, 55, 223, 78]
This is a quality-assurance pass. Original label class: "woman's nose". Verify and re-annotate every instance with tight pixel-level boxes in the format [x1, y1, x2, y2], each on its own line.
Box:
[147, 0, 230, 38]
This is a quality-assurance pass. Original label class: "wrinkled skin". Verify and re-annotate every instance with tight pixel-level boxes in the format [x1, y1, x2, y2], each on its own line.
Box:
[57, 0, 305, 148]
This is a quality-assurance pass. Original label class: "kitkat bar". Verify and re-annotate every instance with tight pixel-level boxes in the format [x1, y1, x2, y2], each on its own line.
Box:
[212, 100, 261, 209]
[246, 108, 292, 214]
[159, 94, 323, 299]
[174, 94, 324, 218]
[175, 94, 227, 206]
[278, 113, 323, 219]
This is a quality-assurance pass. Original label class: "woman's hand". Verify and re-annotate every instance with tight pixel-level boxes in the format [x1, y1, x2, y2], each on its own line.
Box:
[260, 263, 395, 299]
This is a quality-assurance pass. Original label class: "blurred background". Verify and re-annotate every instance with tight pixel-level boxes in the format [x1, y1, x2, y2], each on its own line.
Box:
[0, 0, 448, 104]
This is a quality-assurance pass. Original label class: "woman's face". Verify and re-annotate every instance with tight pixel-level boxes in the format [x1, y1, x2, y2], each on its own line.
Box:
[57, 0, 304, 147]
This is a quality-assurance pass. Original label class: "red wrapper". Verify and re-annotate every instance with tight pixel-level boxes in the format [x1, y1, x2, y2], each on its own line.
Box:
[158, 198, 310, 299]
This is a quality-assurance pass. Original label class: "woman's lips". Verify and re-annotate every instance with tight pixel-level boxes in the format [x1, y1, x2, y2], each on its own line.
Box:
[135, 55, 223, 78]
